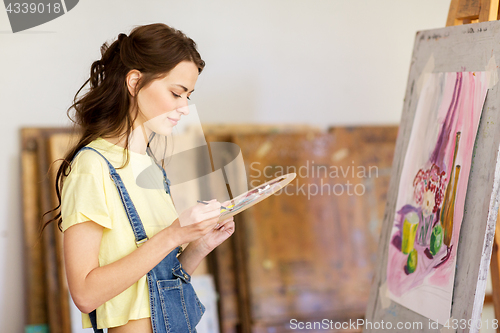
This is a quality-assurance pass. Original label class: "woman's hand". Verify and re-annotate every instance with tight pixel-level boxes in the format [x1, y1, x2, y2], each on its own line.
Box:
[178, 199, 221, 227]
[176, 217, 235, 275]
[200, 198, 236, 251]
[200, 198, 236, 252]
[168, 199, 221, 245]
[197, 217, 235, 253]
[175, 199, 235, 274]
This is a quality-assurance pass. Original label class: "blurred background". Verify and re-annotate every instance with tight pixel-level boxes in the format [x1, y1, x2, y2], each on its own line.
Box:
[4, 0, 486, 332]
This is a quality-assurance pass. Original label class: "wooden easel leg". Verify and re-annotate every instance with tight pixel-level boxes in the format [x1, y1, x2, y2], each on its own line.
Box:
[446, 0, 460, 26]
[490, 210, 500, 332]
[447, 0, 500, 26]
[479, 0, 500, 22]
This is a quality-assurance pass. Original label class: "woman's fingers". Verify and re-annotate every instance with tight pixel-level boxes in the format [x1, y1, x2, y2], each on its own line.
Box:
[220, 220, 235, 232]
[219, 217, 234, 227]
[202, 206, 222, 220]
[178, 200, 221, 226]
[195, 215, 220, 231]
[197, 200, 221, 216]
[213, 217, 234, 230]
[199, 199, 220, 211]
[221, 217, 234, 223]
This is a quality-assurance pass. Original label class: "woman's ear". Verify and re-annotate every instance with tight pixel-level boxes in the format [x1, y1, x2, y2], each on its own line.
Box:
[125, 70, 142, 97]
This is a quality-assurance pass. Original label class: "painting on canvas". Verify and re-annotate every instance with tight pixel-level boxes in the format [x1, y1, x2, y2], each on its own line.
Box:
[386, 71, 490, 324]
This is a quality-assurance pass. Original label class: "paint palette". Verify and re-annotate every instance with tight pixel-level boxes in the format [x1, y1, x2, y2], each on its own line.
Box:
[218, 173, 296, 222]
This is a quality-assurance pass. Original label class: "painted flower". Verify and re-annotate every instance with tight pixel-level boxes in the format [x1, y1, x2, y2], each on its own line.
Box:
[413, 169, 426, 187]
[429, 164, 441, 183]
[414, 181, 425, 206]
[422, 190, 435, 216]
[413, 163, 446, 214]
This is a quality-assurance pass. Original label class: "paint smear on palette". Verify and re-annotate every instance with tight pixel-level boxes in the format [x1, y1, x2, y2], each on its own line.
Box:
[386, 72, 490, 325]
[219, 177, 284, 217]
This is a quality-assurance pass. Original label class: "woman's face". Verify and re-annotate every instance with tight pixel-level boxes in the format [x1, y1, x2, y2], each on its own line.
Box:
[132, 60, 199, 136]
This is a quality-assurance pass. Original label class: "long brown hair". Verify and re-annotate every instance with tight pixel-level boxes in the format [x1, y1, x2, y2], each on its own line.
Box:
[42, 23, 205, 231]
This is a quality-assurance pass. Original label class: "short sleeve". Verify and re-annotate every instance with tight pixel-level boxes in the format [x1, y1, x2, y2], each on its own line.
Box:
[61, 151, 114, 232]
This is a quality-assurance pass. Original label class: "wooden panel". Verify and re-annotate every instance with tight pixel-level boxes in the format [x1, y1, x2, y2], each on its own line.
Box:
[21, 127, 74, 333]
[24, 128, 62, 332]
[456, 0, 481, 18]
[229, 127, 398, 331]
[209, 238, 240, 333]
[331, 127, 399, 241]
[205, 132, 242, 333]
[479, 0, 500, 21]
[205, 125, 321, 333]
[447, 0, 460, 26]
[202, 124, 320, 136]
[20, 130, 47, 325]
[38, 129, 72, 333]
[47, 133, 78, 333]
[447, 0, 499, 25]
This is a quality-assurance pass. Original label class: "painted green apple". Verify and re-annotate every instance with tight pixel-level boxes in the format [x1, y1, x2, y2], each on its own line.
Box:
[430, 224, 443, 256]
[407, 249, 418, 274]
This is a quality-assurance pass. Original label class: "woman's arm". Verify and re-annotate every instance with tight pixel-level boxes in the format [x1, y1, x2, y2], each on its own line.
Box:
[64, 221, 177, 313]
[177, 217, 235, 275]
[64, 201, 222, 314]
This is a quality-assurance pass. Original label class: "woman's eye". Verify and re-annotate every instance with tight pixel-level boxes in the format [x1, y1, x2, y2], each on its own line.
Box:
[172, 92, 191, 100]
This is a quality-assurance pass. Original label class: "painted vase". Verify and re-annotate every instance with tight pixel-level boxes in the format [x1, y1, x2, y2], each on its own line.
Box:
[401, 211, 419, 254]
[417, 212, 434, 247]
[440, 132, 461, 247]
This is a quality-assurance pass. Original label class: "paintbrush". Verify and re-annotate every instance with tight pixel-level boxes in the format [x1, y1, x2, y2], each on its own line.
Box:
[197, 200, 228, 211]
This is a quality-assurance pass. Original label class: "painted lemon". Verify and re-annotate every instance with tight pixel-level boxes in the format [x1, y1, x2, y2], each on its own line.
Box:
[407, 249, 418, 274]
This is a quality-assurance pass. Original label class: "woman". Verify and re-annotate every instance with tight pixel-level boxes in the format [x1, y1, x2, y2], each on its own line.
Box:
[45, 23, 234, 332]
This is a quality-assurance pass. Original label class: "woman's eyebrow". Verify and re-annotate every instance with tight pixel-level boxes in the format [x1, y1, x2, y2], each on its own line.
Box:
[171, 84, 194, 93]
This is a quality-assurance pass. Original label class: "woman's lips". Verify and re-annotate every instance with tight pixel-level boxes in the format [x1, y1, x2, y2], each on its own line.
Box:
[168, 117, 179, 125]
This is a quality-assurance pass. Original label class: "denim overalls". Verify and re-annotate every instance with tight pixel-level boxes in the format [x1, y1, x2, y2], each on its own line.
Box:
[73, 146, 205, 333]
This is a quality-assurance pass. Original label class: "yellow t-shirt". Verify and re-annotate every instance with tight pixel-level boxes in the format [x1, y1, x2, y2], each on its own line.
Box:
[61, 137, 178, 329]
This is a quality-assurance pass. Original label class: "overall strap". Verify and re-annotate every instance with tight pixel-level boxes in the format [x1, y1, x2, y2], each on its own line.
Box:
[158, 161, 171, 195]
[145, 133, 171, 195]
[75, 146, 149, 246]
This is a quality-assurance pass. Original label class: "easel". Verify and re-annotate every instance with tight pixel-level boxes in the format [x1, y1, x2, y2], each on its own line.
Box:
[447, 0, 500, 329]
[446, 0, 499, 26]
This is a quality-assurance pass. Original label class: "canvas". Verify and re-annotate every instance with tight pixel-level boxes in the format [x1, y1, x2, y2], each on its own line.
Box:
[386, 71, 490, 324]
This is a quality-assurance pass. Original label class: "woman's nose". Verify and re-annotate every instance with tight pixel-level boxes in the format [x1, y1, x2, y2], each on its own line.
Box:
[176, 98, 189, 110]
[177, 105, 190, 115]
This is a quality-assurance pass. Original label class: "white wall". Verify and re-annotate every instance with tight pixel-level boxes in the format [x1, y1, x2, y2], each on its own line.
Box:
[0, 0, 451, 331]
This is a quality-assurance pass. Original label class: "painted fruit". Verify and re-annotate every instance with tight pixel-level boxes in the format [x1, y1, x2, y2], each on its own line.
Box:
[430, 224, 443, 256]
[407, 249, 418, 274]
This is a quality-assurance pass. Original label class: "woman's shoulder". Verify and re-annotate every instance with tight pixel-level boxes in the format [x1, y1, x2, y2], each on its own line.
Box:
[72, 137, 126, 173]
[70, 144, 110, 176]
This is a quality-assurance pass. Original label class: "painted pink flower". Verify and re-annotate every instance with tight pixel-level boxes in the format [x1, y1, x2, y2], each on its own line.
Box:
[413, 169, 425, 188]
[429, 164, 440, 182]
[414, 181, 425, 206]
[413, 163, 447, 213]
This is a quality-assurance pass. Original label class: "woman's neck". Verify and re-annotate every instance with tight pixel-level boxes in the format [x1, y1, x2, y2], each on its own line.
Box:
[103, 124, 150, 155]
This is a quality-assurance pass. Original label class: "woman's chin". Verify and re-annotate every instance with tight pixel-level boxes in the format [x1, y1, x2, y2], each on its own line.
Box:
[151, 126, 173, 137]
